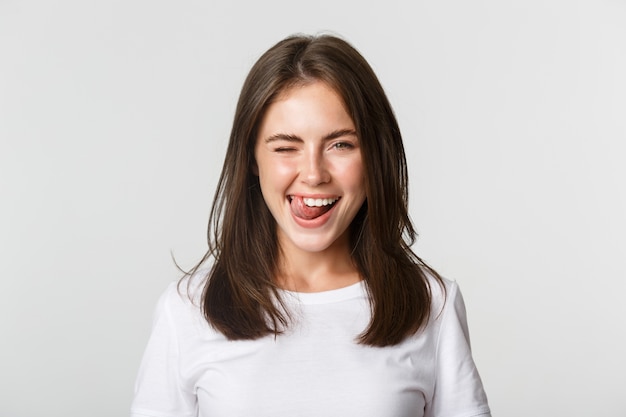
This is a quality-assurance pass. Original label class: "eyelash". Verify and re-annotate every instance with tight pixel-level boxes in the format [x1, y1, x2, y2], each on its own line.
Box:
[332, 142, 354, 150]
[274, 147, 296, 153]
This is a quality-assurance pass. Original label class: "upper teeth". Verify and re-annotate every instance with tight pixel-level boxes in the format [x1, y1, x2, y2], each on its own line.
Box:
[303, 197, 338, 207]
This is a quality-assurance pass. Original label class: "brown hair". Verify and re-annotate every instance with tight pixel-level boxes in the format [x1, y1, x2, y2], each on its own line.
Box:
[184, 33, 443, 347]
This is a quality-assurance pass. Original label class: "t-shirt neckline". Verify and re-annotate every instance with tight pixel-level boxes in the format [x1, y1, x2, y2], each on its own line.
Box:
[278, 280, 366, 305]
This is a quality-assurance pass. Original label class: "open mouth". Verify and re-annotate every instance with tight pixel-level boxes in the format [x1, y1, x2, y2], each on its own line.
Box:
[289, 195, 340, 220]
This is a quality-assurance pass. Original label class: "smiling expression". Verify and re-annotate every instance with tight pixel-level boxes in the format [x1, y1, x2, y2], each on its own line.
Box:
[254, 81, 366, 256]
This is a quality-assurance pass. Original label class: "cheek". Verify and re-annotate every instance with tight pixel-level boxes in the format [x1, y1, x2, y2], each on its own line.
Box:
[258, 159, 296, 190]
[339, 160, 366, 192]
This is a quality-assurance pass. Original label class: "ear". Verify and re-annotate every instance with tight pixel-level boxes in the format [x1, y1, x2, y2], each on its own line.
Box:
[251, 159, 259, 176]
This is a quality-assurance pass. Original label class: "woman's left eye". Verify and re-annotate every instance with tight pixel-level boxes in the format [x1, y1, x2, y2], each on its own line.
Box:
[332, 142, 354, 150]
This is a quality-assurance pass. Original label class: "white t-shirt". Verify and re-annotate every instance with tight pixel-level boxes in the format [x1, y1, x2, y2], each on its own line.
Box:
[131, 275, 491, 417]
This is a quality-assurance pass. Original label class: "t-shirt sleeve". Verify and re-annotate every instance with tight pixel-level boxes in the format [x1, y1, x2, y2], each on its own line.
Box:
[425, 281, 491, 417]
[130, 284, 197, 417]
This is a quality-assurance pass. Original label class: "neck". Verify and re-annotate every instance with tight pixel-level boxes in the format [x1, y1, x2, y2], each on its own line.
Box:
[275, 235, 361, 293]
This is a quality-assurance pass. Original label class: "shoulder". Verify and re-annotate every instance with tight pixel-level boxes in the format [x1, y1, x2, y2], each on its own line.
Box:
[423, 268, 460, 316]
[163, 263, 213, 307]
[421, 269, 475, 344]
[158, 281, 194, 311]
[151, 269, 209, 330]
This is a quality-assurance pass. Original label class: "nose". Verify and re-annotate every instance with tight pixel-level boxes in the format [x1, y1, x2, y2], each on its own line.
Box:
[301, 148, 330, 186]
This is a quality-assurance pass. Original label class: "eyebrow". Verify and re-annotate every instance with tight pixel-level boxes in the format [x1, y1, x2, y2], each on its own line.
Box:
[264, 129, 358, 143]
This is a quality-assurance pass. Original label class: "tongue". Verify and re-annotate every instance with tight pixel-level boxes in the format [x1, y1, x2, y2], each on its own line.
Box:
[291, 197, 333, 220]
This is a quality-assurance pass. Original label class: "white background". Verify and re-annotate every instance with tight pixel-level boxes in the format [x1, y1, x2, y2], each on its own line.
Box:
[1, 1, 625, 416]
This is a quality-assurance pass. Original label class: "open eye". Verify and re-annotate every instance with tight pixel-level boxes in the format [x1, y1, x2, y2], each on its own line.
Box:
[332, 141, 355, 150]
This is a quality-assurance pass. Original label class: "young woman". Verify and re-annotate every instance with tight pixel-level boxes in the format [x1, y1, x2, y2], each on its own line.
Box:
[131, 34, 491, 417]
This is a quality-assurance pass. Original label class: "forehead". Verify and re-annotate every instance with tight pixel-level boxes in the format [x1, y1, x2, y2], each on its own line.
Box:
[260, 82, 353, 128]
[273, 80, 343, 105]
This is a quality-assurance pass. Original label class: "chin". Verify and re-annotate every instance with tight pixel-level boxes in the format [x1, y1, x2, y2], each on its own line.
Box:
[284, 229, 349, 254]
[290, 239, 335, 254]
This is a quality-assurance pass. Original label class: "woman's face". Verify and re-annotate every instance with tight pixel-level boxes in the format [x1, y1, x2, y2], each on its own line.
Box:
[254, 81, 366, 257]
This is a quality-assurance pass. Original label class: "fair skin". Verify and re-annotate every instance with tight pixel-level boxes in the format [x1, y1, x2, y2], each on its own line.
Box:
[254, 81, 366, 292]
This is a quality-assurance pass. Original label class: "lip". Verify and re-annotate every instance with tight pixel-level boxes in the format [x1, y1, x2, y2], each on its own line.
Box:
[288, 194, 341, 200]
[288, 194, 341, 228]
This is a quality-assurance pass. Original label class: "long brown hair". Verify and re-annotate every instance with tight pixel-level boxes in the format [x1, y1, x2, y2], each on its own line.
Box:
[184, 33, 443, 347]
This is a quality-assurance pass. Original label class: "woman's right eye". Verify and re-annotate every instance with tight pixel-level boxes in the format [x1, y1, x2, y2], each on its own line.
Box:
[274, 147, 296, 153]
